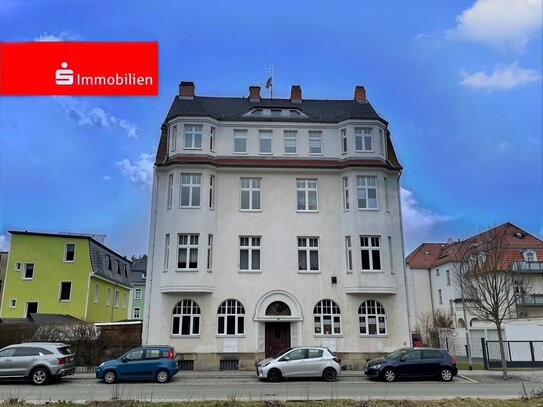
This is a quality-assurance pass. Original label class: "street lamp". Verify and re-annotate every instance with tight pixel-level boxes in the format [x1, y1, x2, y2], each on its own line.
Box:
[459, 241, 481, 371]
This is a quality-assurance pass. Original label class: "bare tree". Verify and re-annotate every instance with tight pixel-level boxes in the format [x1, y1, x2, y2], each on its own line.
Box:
[453, 226, 526, 378]
[417, 310, 454, 348]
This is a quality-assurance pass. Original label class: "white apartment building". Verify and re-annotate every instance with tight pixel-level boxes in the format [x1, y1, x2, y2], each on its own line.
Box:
[406, 223, 543, 356]
[143, 82, 410, 370]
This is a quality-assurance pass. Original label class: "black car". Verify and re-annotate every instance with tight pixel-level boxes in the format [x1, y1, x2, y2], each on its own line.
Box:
[364, 347, 457, 382]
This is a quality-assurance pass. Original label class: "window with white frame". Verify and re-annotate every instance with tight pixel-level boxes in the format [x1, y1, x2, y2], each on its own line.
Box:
[436, 268, 440, 277]
[524, 249, 537, 262]
[308, 131, 322, 154]
[170, 125, 177, 151]
[180, 174, 201, 207]
[106, 255, 112, 271]
[342, 177, 350, 211]
[184, 124, 202, 149]
[217, 299, 245, 335]
[514, 280, 526, 294]
[449, 300, 454, 315]
[234, 130, 247, 153]
[59, 282, 71, 301]
[209, 175, 215, 209]
[167, 174, 173, 209]
[114, 290, 120, 308]
[177, 234, 199, 270]
[164, 234, 170, 271]
[446, 270, 451, 285]
[296, 178, 318, 211]
[359, 300, 387, 335]
[259, 130, 272, 154]
[379, 128, 384, 155]
[15, 262, 21, 271]
[9, 299, 16, 308]
[240, 178, 261, 210]
[345, 236, 353, 272]
[172, 299, 200, 335]
[355, 127, 373, 151]
[207, 234, 213, 271]
[107, 287, 111, 306]
[23, 263, 34, 279]
[314, 299, 341, 335]
[210, 126, 215, 152]
[133, 307, 141, 319]
[239, 236, 261, 272]
[94, 284, 99, 304]
[64, 243, 75, 262]
[341, 128, 347, 154]
[298, 237, 319, 272]
[360, 236, 381, 271]
[356, 176, 377, 209]
[438, 289, 443, 304]
[122, 292, 127, 309]
[284, 131, 297, 154]
[134, 288, 142, 299]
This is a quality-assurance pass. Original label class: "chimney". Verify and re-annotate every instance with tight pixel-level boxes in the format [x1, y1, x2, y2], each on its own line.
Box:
[290, 85, 302, 103]
[179, 81, 195, 99]
[249, 86, 261, 102]
[354, 85, 366, 103]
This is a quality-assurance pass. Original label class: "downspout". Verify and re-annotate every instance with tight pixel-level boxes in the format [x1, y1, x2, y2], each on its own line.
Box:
[84, 271, 91, 320]
[143, 169, 159, 344]
[397, 172, 413, 345]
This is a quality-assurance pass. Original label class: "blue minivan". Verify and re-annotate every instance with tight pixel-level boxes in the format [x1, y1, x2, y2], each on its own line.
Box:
[96, 345, 178, 384]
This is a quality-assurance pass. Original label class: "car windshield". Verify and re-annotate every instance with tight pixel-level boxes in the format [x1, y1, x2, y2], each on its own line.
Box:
[386, 348, 412, 360]
[57, 346, 73, 355]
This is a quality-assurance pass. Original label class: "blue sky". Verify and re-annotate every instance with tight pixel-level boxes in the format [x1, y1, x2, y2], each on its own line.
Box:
[0, 0, 541, 257]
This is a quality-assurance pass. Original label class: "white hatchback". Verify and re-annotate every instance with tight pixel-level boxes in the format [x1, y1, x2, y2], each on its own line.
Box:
[256, 346, 341, 382]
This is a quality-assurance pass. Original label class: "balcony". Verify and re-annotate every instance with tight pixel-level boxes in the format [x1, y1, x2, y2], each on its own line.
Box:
[517, 293, 543, 307]
[511, 261, 543, 273]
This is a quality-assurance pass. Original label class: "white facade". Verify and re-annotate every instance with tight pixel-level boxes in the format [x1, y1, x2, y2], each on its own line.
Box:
[143, 84, 410, 370]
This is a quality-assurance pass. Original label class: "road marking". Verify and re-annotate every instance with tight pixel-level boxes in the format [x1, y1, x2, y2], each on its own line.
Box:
[459, 374, 478, 383]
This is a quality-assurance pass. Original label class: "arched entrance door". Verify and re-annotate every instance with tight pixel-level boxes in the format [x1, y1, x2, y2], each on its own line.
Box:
[265, 301, 291, 357]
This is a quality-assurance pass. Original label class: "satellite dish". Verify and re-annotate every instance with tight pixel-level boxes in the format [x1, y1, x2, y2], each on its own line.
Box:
[447, 237, 453, 244]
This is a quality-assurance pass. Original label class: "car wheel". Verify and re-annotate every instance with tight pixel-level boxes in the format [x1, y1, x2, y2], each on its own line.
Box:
[382, 368, 396, 382]
[322, 367, 337, 382]
[103, 370, 117, 384]
[440, 368, 453, 382]
[156, 369, 170, 383]
[267, 368, 282, 382]
[31, 367, 50, 385]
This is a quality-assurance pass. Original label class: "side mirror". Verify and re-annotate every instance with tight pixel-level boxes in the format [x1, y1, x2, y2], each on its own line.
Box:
[280, 356, 290, 362]
[121, 357, 128, 363]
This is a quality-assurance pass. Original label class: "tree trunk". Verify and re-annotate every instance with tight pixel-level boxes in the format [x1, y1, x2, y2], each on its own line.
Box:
[496, 324, 508, 379]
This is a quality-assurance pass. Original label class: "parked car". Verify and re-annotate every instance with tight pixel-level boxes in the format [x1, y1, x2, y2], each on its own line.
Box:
[96, 345, 178, 384]
[0, 342, 76, 385]
[256, 346, 341, 382]
[364, 347, 457, 382]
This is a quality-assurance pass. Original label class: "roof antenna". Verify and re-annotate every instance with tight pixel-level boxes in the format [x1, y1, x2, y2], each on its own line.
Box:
[262, 65, 273, 99]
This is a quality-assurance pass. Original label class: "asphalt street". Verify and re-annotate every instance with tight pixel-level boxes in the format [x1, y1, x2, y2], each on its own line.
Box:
[0, 370, 542, 402]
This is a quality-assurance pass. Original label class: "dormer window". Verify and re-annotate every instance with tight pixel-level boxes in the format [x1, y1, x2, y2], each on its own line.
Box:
[244, 108, 307, 118]
[523, 250, 537, 262]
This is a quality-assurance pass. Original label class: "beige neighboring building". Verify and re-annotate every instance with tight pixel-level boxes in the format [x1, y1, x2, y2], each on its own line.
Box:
[143, 82, 411, 370]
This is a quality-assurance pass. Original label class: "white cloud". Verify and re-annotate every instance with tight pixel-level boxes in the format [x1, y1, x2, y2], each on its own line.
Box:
[460, 61, 541, 91]
[450, 0, 542, 51]
[33, 30, 82, 42]
[401, 188, 452, 235]
[103, 175, 112, 181]
[0, 235, 10, 251]
[116, 153, 154, 188]
[53, 96, 138, 138]
[498, 141, 508, 151]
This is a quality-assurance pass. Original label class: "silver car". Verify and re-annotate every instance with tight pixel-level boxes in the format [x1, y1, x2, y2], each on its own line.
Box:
[0, 342, 76, 385]
[256, 346, 341, 382]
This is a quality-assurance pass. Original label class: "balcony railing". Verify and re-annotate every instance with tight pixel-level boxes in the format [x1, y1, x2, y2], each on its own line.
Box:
[517, 293, 543, 306]
[511, 261, 543, 272]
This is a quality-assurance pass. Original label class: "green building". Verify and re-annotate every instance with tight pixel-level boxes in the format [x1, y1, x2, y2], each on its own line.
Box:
[129, 260, 146, 320]
[0, 231, 132, 322]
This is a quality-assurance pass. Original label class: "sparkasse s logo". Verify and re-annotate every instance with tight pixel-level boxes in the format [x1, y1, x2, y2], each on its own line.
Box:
[0, 42, 158, 96]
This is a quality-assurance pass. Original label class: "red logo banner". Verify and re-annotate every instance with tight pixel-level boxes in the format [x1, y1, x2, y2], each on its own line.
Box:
[0, 42, 158, 95]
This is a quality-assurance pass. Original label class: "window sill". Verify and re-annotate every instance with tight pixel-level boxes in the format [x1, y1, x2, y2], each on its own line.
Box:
[361, 270, 384, 274]
[183, 147, 203, 150]
[309, 153, 323, 156]
[171, 335, 200, 339]
[296, 210, 319, 213]
[216, 335, 246, 338]
[179, 206, 202, 209]
[240, 209, 262, 213]
[357, 208, 379, 211]
[284, 152, 298, 155]
[314, 334, 343, 338]
[58, 300, 71, 303]
[359, 334, 388, 338]
[258, 152, 273, 155]
[355, 150, 375, 153]
[63, 260, 75, 263]
[233, 152, 248, 155]
[297, 270, 321, 274]
[175, 269, 199, 272]
[239, 270, 262, 274]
